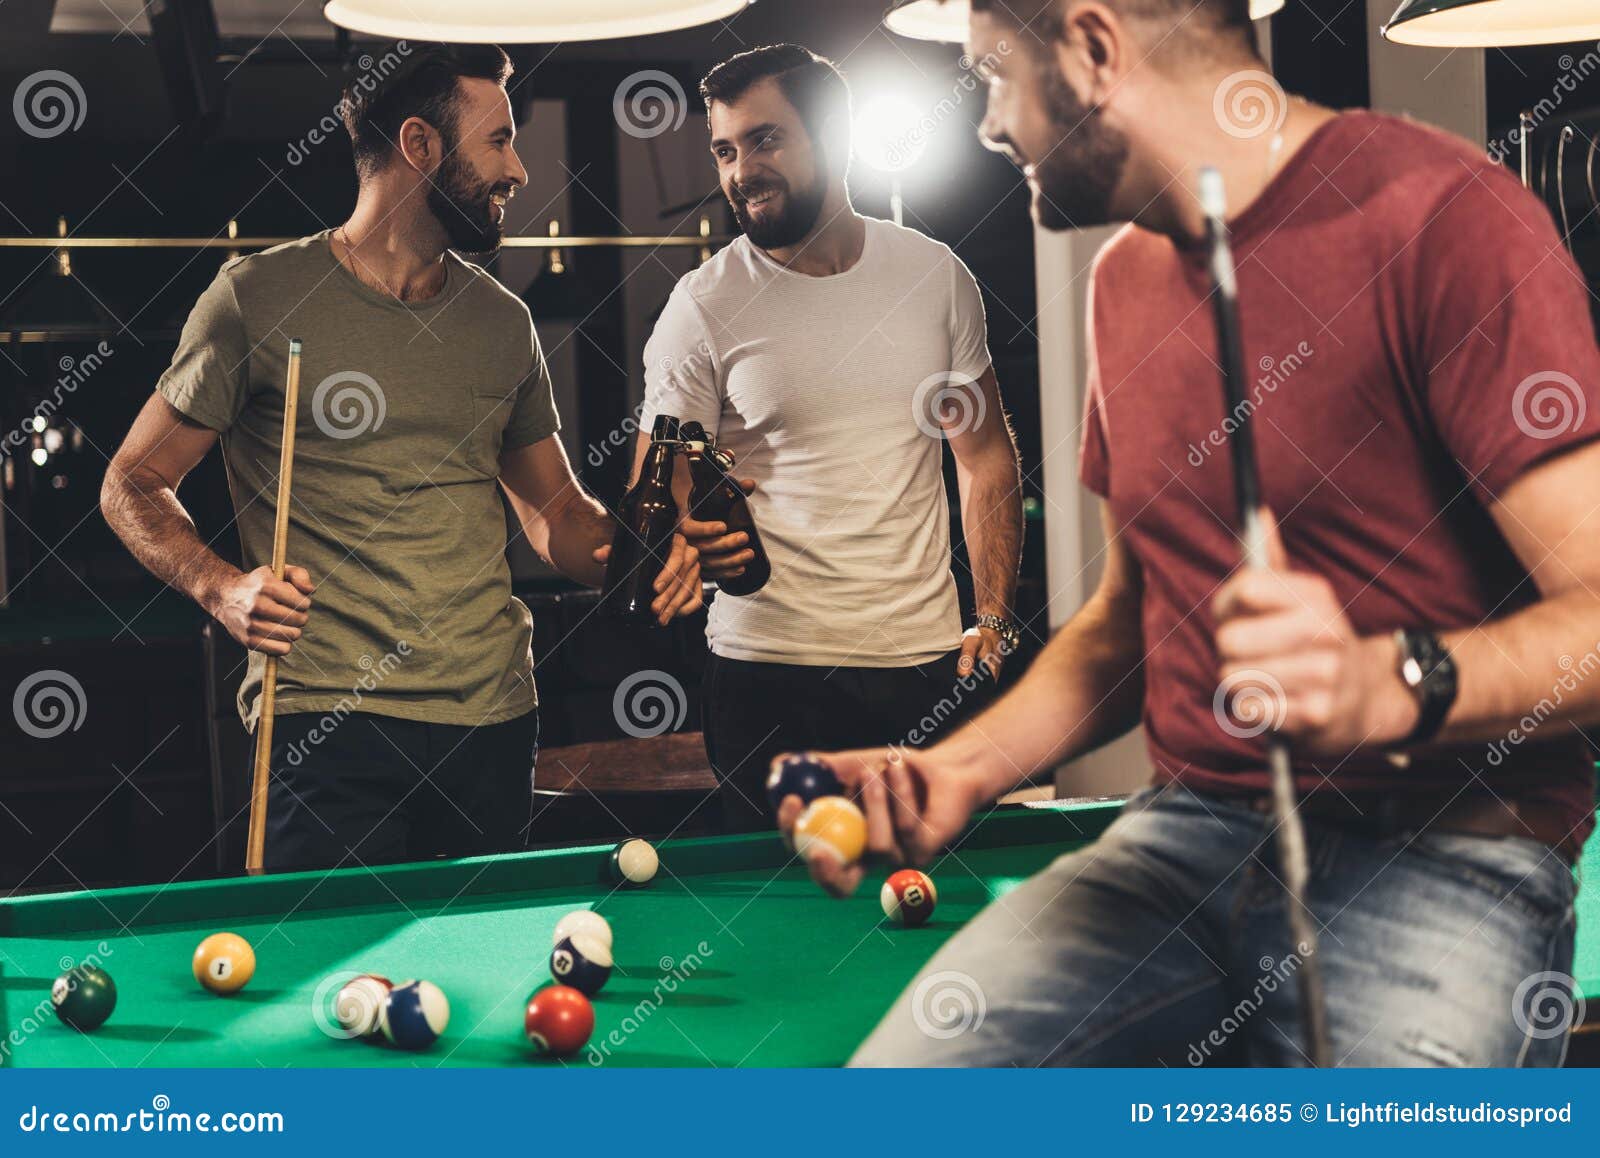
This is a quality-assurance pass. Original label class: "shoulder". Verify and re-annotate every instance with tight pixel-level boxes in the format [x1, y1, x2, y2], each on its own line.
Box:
[447, 251, 533, 322]
[217, 233, 331, 296]
[868, 215, 963, 273]
[1089, 223, 1162, 301]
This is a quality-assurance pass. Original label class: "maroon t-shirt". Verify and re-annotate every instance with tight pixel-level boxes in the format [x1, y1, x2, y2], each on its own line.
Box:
[1081, 110, 1600, 843]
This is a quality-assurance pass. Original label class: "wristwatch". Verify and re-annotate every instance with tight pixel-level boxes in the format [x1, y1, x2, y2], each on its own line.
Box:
[1394, 628, 1458, 746]
[974, 614, 1022, 655]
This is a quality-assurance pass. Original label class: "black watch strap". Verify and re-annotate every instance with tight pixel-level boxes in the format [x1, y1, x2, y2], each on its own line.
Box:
[1395, 628, 1457, 746]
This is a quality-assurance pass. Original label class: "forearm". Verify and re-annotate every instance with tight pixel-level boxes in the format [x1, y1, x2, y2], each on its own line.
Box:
[935, 586, 1146, 798]
[100, 467, 238, 615]
[543, 493, 614, 587]
[957, 451, 1023, 619]
[1362, 589, 1600, 748]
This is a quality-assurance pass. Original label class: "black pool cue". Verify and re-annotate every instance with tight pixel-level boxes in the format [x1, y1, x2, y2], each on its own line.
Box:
[1198, 167, 1331, 1068]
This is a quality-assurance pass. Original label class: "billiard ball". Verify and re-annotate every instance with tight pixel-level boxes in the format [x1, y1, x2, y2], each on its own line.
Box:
[380, 979, 450, 1050]
[765, 752, 844, 812]
[525, 984, 594, 1057]
[609, 838, 658, 886]
[552, 910, 613, 951]
[193, 932, 256, 994]
[880, 869, 938, 927]
[335, 973, 393, 1038]
[793, 796, 867, 866]
[551, 933, 613, 996]
[50, 965, 116, 1031]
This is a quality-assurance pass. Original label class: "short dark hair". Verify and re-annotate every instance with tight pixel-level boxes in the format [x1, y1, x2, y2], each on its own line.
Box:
[699, 44, 852, 162]
[970, 0, 1255, 59]
[340, 42, 513, 178]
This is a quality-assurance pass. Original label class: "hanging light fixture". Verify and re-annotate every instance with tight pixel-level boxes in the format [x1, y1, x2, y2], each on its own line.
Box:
[884, 0, 1286, 43]
[323, 0, 752, 43]
[1383, 0, 1600, 47]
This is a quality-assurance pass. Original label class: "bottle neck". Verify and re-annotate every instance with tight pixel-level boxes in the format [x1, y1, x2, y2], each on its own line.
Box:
[641, 441, 675, 488]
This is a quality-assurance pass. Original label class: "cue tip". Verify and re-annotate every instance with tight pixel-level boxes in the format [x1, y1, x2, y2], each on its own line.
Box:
[288, 337, 302, 355]
[1198, 166, 1226, 223]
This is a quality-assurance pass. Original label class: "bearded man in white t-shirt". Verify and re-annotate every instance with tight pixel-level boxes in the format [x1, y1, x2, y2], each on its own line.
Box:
[636, 44, 1025, 831]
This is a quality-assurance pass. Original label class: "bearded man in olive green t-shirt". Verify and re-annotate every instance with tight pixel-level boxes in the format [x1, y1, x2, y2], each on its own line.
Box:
[102, 44, 702, 872]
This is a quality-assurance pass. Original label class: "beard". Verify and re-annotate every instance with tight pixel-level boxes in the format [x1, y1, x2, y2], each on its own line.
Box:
[427, 147, 505, 254]
[1027, 64, 1130, 231]
[729, 159, 828, 249]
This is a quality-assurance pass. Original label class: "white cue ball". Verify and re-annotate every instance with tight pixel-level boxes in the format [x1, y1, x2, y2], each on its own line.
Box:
[552, 910, 614, 951]
[612, 839, 659, 886]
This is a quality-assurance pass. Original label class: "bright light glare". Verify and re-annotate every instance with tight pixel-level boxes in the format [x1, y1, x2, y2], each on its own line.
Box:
[854, 93, 929, 174]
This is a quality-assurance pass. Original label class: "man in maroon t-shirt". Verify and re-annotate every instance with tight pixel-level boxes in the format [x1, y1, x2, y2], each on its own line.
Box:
[776, 0, 1600, 1066]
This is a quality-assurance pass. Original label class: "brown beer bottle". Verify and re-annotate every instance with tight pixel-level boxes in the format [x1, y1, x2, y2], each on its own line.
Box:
[679, 421, 769, 596]
[601, 414, 681, 624]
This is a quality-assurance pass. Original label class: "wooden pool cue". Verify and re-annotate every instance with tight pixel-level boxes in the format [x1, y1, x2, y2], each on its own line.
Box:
[246, 336, 303, 876]
[1198, 168, 1330, 1067]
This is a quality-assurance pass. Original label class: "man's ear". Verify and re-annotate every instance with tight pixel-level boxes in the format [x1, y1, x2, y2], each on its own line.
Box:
[1057, 2, 1123, 109]
[397, 115, 443, 176]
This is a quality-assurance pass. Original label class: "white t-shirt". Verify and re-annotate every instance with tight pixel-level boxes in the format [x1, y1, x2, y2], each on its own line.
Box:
[641, 216, 993, 667]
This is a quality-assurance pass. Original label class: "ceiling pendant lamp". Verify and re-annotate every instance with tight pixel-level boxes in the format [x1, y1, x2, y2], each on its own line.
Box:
[1383, 0, 1600, 47]
[884, 0, 1287, 44]
[323, 0, 752, 43]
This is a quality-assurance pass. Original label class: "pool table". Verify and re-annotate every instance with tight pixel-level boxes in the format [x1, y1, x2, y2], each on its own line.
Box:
[0, 800, 1117, 1068]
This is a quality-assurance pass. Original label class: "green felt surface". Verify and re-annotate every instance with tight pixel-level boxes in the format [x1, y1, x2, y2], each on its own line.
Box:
[0, 804, 1115, 1068]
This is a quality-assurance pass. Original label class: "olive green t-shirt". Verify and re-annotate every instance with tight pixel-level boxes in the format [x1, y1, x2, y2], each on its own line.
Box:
[157, 232, 560, 731]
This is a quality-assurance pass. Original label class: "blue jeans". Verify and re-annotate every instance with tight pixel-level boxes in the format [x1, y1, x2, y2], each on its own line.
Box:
[851, 783, 1579, 1067]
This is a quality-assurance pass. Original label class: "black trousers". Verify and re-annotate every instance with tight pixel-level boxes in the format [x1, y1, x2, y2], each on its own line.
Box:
[701, 650, 995, 832]
[263, 708, 539, 873]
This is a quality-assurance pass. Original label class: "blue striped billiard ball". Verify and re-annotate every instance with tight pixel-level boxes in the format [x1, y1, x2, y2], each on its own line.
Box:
[551, 933, 612, 996]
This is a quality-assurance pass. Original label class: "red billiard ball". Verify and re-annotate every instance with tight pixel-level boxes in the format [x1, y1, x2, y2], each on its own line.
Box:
[525, 984, 595, 1057]
[881, 869, 938, 927]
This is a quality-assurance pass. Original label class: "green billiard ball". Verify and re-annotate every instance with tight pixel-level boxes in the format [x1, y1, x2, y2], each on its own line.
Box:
[51, 965, 116, 1031]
